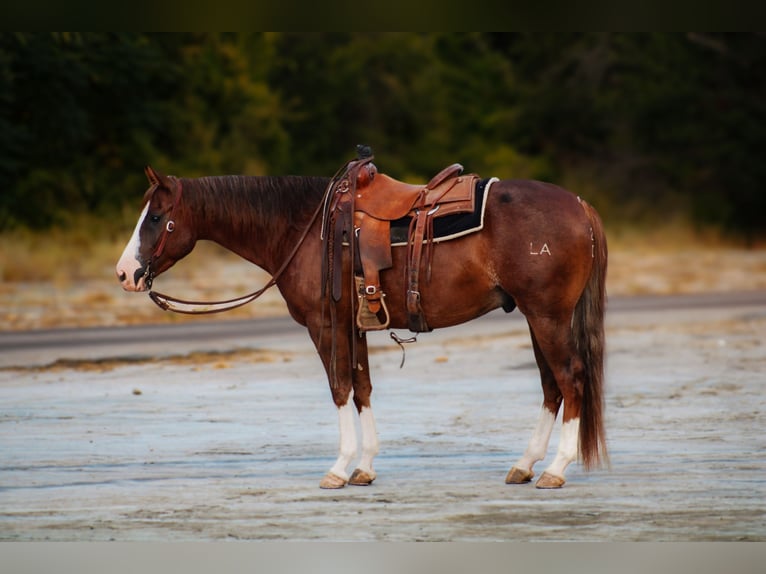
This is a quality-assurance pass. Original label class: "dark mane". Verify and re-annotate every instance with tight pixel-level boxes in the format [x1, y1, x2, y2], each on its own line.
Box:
[181, 175, 330, 237]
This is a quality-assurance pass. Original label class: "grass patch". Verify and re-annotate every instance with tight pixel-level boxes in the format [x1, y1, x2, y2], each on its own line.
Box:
[0, 210, 135, 284]
[0, 210, 244, 284]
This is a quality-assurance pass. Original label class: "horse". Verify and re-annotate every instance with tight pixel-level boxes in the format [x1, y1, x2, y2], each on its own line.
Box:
[116, 158, 608, 490]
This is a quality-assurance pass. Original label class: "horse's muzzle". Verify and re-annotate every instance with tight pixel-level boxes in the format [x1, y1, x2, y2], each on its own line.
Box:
[134, 266, 147, 287]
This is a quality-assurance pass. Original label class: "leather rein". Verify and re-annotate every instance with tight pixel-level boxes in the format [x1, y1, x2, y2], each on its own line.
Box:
[147, 173, 339, 315]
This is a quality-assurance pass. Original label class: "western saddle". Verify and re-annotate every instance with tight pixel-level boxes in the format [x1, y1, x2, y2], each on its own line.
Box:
[322, 147, 479, 333]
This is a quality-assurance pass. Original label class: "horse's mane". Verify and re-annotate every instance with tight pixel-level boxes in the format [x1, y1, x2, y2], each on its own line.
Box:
[182, 175, 330, 237]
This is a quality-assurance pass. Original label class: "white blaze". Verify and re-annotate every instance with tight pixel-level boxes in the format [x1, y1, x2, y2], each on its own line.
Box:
[116, 203, 149, 291]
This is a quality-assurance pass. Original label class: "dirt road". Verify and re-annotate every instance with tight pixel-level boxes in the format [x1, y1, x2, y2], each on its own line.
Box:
[1, 292, 764, 541]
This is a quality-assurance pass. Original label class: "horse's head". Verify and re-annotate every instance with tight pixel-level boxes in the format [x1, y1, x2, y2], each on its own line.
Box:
[116, 166, 195, 291]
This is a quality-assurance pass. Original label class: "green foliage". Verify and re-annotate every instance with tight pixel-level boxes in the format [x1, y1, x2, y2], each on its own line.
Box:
[1, 33, 764, 239]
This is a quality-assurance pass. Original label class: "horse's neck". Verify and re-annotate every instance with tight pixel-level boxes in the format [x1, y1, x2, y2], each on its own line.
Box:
[186, 176, 322, 273]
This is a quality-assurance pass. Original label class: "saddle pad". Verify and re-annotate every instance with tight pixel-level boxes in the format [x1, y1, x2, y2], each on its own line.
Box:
[389, 177, 497, 246]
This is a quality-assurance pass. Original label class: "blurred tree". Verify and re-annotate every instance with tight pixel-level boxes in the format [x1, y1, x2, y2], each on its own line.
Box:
[169, 33, 287, 176]
[0, 33, 182, 228]
[486, 33, 766, 238]
[268, 32, 444, 177]
[0, 33, 763, 239]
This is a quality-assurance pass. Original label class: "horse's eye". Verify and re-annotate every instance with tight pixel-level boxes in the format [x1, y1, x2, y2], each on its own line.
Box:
[150, 214, 161, 223]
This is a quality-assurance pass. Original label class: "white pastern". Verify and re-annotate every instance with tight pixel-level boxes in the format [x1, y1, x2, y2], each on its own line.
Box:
[116, 203, 149, 291]
[514, 406, 557, 472]
[328, 391, 358, 481]
[545, 418, 580, 478]
[357, 406, 379, 475]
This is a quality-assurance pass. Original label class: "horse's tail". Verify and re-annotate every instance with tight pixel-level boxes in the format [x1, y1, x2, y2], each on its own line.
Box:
[573, 200, 609, 470]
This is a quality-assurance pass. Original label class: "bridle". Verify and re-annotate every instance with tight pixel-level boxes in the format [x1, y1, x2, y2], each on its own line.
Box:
[146, 172, 339, 315]
[143, 175, 182, 290]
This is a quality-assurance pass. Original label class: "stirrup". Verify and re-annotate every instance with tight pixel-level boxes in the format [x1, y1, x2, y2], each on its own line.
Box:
[355, 277, 390, 332]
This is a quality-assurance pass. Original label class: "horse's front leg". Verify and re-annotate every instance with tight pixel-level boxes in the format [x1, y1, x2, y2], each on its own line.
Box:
[320, 335, 380, 488]
[307, 316, 372, 489]
[320, 386, 358, 489]
[348, 334, 379, 486]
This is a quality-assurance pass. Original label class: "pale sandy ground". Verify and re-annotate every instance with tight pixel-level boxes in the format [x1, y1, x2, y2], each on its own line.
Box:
[1, 244, 765, 542]
[0, 301, 764, 541]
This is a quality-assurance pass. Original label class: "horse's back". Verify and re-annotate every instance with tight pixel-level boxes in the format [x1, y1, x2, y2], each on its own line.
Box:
[489, 178, 587, 215]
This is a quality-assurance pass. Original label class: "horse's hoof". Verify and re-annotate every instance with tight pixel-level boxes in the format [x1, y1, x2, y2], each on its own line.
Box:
[319, 472, 347, 489]
[505, 466, 534, 484]
[535, 471, 566, 489]
[348, 468, 376, 486]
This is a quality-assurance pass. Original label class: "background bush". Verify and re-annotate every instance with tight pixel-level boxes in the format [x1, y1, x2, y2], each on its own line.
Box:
[1, 33, 763, 241]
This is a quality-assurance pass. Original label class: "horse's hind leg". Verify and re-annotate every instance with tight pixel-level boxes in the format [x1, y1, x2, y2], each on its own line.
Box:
[522, 313, 586, 489]
[348, 334, 379, 486]
[506, 324, 563, 484]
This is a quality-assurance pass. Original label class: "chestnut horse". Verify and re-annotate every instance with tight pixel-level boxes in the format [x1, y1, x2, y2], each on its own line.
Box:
[116, 162, 608, 489]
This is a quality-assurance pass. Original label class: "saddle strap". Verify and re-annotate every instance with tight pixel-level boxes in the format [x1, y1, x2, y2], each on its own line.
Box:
[354, 212, 392, 314]
[403, 180, 463, 333]
[406, 206, 432, 332]
[320, 153, 377, 375]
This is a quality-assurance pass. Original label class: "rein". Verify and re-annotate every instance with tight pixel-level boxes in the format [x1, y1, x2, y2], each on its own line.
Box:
[148, 176, 334, 315]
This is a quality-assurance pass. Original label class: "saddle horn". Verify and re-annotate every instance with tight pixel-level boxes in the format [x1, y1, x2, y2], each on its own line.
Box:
[356, 144, 374, 159]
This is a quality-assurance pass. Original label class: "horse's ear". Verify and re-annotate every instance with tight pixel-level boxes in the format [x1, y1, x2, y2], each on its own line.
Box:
[145, 166, 160, 186]
[143, 166, 173, 204]
[145, 165, 170, 187]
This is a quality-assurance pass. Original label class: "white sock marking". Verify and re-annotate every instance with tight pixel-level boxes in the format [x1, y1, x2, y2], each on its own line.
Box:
[357, 406, 379, 476]
[545, 418, 580, 478]
[328, 390, 357, 480]
[514, 406, 557, 472]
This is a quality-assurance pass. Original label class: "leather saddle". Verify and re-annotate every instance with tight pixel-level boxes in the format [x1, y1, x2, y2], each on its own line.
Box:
[323, 149, 479, 333]
[354, 162, 468, 220]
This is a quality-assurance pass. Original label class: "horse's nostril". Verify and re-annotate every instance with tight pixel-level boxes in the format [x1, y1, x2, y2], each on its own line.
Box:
[118, 270, 127, 282]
